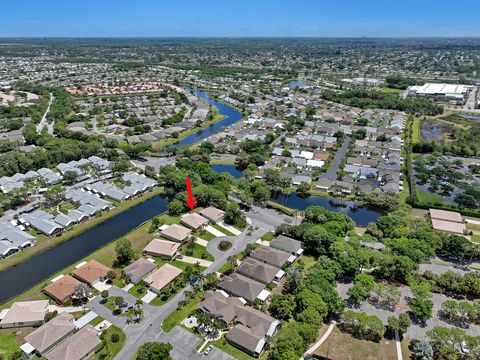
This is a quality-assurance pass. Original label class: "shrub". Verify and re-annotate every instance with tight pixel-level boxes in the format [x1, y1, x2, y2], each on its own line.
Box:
[110, 333, 120, 343]
[218, 240, 232, 251]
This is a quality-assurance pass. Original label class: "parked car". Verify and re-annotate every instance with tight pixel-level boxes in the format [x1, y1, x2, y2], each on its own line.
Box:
[204, 345, 213, 356]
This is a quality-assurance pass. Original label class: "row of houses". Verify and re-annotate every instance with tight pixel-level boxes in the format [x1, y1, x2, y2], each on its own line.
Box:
[0, 220, 35, 258]
[201, 235, 304, 357]
[0, 156, 113, 195]
[0, 301, 101, 359]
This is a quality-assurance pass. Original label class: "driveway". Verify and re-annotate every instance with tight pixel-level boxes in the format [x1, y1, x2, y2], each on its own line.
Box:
[321, 136, 351, 181]
[100, 209, 285, 360]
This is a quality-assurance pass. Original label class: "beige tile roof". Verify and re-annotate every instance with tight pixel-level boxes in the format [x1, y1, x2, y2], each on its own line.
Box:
[429, 209, 463, 223]
[46, 325, 100, 360]
[181, 213, 209, 230]
[0, 300, 48, 325]
[144, 264, 183, 292]
[200, 207, 225, 223]
[72, 260, 111, 284]
[160, 224, 191, 242]
[431, 218, 466, 234]
[24, 312, 76, 354]
[144, 238, 180, 258]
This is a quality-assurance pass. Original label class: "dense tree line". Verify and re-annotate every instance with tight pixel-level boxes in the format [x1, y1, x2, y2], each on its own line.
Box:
[321, 89, 443, 116]
[385, 75, 425, 90]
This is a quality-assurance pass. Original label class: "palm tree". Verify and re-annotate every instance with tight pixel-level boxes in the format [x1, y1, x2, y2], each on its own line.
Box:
[227, 255, 237, 271]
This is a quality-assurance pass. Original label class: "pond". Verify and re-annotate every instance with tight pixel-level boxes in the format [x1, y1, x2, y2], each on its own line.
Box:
[0, 195, 169, 305]
[289, 80, 309, 89]
[420, 120, 449, 141]
[210, 164, 244, 179]
[273, 192, 382, 227]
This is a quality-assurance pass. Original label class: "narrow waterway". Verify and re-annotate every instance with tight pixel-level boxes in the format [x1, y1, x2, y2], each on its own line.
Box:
[174, 88, 244, 147]
[0, 89, 381, 305]
[0, 195, 169, 305]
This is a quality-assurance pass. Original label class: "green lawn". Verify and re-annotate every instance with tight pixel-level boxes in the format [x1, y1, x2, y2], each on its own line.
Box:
[0, 329, 20, 357]
[412, 117, 421, 143]
[472, 235, 480, 244]
[193, 229, 215, 241]
[149, 257, 205, 272]
[103, 297, 117, 311]
[113, 278, 125, 288]
[128, 283, 148, 299]
[211, 224, 235, 236]
[180, 243, 214, 261]
[93, 325, 126, 360]
[218, 262, 234, 274]
[89, 316, 104, 327]
[467, 223, 480, 232]
[416, 188, 445, 205]
[211, 336, 258, 360]
[162, 297, 201, 332]
[157, 214, 181, 225]
[260, 232, 275, 242]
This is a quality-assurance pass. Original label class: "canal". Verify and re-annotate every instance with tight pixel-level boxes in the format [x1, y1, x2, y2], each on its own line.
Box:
[174, 88, 244, 147]
[0, 89, 381, 305]
[0, 195, 169, 305]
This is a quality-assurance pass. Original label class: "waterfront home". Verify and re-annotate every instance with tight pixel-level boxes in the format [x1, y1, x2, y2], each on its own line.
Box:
[160, 224, 192, 242]
[144, 264, 183, 294]
[217, 273, 268, 303]
[143, 238, 180, 259]
[236, 257, 284, 284]
[43, 275, 81, 304]
[270, 235, 304, 257]
[200, 206, 225, 224]
[250, 245, 293, 268]
[0, 300, 49, 329]
[24, 313, 76, 356]
[72, 260, 111, 286]
[123, 258, 157, 284]
[180, 213, 209, 230]
[45, 325, 101, 360]
[0, 221, 35, 258]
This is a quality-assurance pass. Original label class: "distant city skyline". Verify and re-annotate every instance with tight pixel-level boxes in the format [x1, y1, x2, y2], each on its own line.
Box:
[1, 0, 480, 38]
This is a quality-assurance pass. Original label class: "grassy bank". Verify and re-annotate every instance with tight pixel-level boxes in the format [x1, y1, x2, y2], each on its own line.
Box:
[0, 212, 161, 308]
[209, 159, 236, 165]
[151, 114, 226, 151]
[0, 187, 165, 272]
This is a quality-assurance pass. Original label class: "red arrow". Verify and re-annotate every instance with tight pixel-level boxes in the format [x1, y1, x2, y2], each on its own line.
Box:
[185, 178, 196, 210]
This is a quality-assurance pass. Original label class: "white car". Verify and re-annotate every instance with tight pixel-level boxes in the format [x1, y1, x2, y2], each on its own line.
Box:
[204, 345, 213, 356]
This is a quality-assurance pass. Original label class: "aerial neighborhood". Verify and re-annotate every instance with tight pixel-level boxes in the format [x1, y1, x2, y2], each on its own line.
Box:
[1, 8, 480, 360]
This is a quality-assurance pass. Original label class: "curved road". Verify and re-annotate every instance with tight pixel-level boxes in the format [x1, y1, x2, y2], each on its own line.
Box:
[88, 207, 292, 360]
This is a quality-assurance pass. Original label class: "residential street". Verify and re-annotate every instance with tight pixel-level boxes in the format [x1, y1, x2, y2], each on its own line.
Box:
[321, 136, 351, 181]
[88, 206, 290, 360]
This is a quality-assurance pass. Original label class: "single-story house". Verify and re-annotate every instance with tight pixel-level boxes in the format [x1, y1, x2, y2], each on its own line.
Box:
[226, 325, 265, 357]
[160, 224, 191, 242]
[72, 260, 111, 286]
[143, 238, 180, 259]
[144, 264, 183, 294]
[198, 290, 246, 326]
[45, 324, 101, 360]
[250, 245, 293, 268]
[44, 275, 81, 303]
[180, 213, 209, 230]
[431, 218, 466, 235]
[236, 257, 284, 284]
[270, 235, 304, 257]
[0, 300, 49, 329]
[123, 258, 157, 284]
[429, 209, 463, 223]
[200, 207, 225, 223]
[217, 273, 266, 303]
[24, 312, 76, 356]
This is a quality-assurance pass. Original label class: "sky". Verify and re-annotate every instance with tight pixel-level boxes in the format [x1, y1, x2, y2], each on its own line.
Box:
[1, 0, 480, 38]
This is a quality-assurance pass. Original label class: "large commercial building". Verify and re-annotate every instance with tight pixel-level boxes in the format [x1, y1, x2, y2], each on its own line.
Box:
[407, 83, 474, 102]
